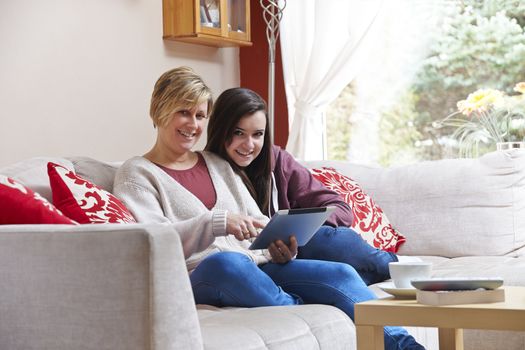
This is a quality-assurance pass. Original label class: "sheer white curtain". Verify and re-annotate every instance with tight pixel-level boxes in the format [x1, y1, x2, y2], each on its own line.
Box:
[280, 0, 384, 160]
[280, 0, 450, 161]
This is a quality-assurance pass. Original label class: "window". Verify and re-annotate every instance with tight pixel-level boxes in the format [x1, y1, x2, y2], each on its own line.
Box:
[326, 0, 525, 166]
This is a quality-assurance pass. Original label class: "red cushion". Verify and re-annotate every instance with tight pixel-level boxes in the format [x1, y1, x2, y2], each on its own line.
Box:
[48, 162, 136, 224]
[310, 167, 406, 253]
[0, 175, 76, 225]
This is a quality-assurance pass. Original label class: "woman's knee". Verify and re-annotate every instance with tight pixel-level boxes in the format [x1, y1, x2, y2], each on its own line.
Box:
[195, 251, 254, 278]
[331, 262, 361, 280]
[305, 260, 362, 283]
[322, 263, 376, 302]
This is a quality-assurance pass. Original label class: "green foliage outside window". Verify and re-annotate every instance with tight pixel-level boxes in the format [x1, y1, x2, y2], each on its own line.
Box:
[379, 0, 525, 165]
[327, 0, 525, 164]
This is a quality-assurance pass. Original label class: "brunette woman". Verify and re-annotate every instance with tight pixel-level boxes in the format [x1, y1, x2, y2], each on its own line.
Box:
[206, 87, 417, 285]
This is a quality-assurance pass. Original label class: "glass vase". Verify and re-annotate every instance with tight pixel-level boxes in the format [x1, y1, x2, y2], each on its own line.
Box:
[496, 142, 525, 151]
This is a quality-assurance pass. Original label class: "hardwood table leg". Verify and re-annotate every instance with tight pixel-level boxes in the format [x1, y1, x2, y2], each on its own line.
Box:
[356, 325, 384, 350]
[438, 328, 464, 350]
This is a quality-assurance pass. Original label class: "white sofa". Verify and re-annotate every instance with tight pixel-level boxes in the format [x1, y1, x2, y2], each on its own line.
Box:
[305, 149, 525, 349]
[1, 150, 524, 350]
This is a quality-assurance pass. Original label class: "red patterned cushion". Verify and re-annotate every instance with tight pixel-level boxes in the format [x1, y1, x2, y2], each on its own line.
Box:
[0, 175, 76, 225]
[48, 162, 136, 224]
[310, 167, 406, 252]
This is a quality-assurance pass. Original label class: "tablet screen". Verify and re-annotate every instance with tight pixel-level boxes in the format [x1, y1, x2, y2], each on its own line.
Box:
[248, 206, 336, 250]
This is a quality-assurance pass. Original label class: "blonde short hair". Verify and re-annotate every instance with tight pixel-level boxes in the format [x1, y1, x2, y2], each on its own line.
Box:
[149, 66, 213, 127]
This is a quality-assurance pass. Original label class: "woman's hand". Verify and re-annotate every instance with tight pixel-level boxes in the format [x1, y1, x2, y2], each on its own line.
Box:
[268, 235, 298, 264]
[227, 212, 266, 241]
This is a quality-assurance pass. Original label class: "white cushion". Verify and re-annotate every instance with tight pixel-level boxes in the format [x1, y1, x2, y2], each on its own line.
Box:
[198, 304, 354, 349]
[68, 156, 121, 192]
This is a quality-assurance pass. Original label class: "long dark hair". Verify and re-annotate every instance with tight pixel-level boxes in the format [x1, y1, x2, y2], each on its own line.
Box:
[206, 88, 272, 214]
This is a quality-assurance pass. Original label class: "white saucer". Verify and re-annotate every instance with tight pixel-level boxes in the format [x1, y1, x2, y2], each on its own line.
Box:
[377, 281, 417, 299]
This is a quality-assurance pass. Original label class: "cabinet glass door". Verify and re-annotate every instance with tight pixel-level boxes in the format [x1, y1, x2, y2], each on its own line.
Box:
[200, 0, 221, 30]
[227, 0, 249, 40]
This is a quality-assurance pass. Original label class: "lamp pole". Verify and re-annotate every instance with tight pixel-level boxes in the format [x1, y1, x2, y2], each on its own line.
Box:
[260, 0, 286, 144]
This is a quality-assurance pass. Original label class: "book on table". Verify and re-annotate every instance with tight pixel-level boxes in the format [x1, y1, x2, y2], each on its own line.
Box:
[416, 288, 505, 306]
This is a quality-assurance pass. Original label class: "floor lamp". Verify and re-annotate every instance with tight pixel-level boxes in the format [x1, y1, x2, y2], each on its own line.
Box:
[260, 0, 286, 144]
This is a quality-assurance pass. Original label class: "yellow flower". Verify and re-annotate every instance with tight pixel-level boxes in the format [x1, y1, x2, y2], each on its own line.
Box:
[514, 82, 525, 94]
[457, 88, 504, 116]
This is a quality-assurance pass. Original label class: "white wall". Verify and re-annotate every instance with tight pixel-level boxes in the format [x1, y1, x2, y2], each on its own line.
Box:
[0, 0, 240, 166]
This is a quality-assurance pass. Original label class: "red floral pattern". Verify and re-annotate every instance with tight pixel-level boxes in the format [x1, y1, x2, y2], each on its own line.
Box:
[310, 167, 405, 252]
[0, 175, 76, 224]
[48, 162, 136, 224]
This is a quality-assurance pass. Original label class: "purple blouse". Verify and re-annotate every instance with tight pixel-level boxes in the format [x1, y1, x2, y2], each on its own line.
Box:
[270, 145, 353, 227]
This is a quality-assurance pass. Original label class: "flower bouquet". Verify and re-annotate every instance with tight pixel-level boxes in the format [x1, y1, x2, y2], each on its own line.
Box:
[437, 82, 525, 157]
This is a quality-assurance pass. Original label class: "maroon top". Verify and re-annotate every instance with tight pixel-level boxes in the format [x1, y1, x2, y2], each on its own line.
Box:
[157, 153, 217, 210]
[271, 145, 353, 227]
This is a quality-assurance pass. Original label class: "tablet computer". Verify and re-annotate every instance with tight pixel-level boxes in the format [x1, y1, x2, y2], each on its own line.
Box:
[248, 206, 336, 250]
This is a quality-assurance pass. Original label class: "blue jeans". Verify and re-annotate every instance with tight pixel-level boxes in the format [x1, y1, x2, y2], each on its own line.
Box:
[191, 252, 424, 350]
[299, 225, 398, 285]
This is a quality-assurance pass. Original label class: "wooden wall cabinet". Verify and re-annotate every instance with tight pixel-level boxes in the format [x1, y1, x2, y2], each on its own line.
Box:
[163, 0, 252, 47]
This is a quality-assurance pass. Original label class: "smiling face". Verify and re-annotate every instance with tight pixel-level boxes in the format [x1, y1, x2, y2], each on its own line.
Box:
[157, 101, 208, 156]
[225, 111, 266, 167]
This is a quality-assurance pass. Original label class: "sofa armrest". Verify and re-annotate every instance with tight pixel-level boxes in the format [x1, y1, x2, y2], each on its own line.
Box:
[0, 224, 202, 350]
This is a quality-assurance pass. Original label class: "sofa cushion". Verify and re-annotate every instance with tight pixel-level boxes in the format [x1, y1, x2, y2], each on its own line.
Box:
[0, 175, 76, 225]
[68, 156, 121, 193]
[0, 157, 74, 202]
[310, 166, 406, 253]
[48, 162, 136, 224]
[197, 304, 355, 349]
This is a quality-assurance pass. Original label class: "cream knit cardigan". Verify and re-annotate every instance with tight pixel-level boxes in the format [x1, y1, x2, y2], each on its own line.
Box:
[113, 151, 270, 271]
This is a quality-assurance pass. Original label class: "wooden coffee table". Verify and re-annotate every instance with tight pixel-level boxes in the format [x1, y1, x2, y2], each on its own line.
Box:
[355, 286, 525, 350]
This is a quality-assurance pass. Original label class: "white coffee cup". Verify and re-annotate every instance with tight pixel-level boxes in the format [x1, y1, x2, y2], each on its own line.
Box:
[388, 262, 432, 289]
